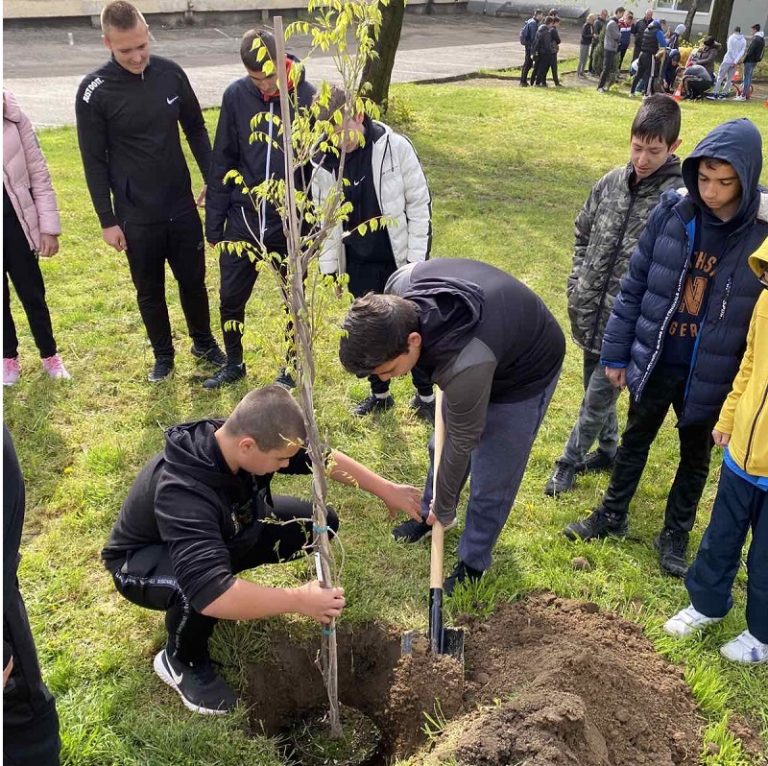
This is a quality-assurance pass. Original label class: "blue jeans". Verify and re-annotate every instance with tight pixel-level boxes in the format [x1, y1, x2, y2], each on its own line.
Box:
[742, 62, 755, 98]
[686, 463, 768, 643]
[421, 374, 560, 571]
[560, 350, 620, 467]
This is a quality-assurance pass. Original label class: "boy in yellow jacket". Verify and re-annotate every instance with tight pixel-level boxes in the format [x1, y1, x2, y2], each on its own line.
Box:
[663, 243, 768, 664]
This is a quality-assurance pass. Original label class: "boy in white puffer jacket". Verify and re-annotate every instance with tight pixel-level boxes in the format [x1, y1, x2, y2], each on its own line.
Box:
[312, 86, 434, 421]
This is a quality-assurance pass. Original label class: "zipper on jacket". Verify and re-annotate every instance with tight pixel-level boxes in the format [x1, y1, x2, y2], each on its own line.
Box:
[260, 102, 275, 243]
[587, 186, 637, 351]
[743, 382, 768, 470]
[718, 276, 733, 320]
[636, 210, 693, 399]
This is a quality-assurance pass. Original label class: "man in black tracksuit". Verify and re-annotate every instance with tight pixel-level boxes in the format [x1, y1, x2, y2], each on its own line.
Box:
[102, 386, 421, 714]
[630, 19, 667, 96]
[4, 426, 60, 765]
[339, 259, 565, 593]
[76, 1, 224, 383]
[203, 29, 316, 390]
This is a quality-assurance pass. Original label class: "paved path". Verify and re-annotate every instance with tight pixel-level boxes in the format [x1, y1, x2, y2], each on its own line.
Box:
[3, 14, 580, 127]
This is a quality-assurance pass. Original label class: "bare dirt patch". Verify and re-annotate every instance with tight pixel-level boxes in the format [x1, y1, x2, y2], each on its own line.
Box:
[246, 594, 758, 765]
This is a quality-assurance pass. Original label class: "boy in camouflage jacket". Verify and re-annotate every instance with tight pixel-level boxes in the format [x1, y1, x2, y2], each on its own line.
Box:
[545, 95, 682, 496]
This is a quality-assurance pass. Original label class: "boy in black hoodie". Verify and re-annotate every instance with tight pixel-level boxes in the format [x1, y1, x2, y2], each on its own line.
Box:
[102, 386, 421, 715]
[563, 119, 768, 578]
[204, 29, 316, 390]
[339, 259, 565, 593]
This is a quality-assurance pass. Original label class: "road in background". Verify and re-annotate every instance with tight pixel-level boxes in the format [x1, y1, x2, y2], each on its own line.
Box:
[3, 14, 580, 127]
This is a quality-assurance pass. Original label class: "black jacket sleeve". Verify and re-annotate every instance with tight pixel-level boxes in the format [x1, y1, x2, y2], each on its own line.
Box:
[75, 79, 119, 229]
[176, 68, 212, 184]
[205, 89, 239, 244]
[155, 479, 236, 612]
[3, 426, 25, 668]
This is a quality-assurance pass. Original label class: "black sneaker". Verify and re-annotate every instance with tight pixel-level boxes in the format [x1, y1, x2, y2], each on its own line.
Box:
[274, 367, 296, 390]
[148, 357, 174, 383]
[544, 461, 576, 497]
[202, 363, 246, 390]
[191, 343, 226, 368]
[577, 449, 616, 475]
[353, 394, 395, 416]
[563, 508, 628, 541]
[654, 528, 689, 578]
[392, 517, 457, 543]
[444, 560, 484, 596]
[409, 395, 435, 424]
[153, 650, 238, 715]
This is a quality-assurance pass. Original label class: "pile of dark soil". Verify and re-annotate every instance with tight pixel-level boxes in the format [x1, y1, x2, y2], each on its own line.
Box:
[246, 594, 760, 765]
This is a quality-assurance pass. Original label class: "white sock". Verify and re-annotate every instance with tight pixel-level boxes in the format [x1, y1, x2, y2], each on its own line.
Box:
[375, 392, 390, 400]
[419, 394, 435, 403]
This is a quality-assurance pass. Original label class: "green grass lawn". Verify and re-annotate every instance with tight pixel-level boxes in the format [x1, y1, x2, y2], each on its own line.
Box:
[6, 83, 768, 765]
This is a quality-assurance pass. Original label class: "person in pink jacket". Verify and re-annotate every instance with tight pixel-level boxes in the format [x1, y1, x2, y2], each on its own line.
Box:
[3, 89, 70, 386]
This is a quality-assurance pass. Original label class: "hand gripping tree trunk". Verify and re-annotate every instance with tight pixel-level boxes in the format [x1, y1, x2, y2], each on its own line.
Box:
[222, 3, 390, 737]
[272, 16, 343, 738]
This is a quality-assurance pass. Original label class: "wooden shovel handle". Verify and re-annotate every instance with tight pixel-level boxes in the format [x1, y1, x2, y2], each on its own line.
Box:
[430, 389, 445, 590]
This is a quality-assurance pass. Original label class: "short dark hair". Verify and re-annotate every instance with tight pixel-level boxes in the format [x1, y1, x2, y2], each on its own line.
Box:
[701, 157, 733, 171]
[314, 84, 350, 123]
[615, 7, 625, 15]
[339, 294, 419, 376]
[240, 28, 277, 73]
[544, 14, 555, 24]
[734, 26, 741, 33]
[630, 94, 681, 147]
[224, 386, 306, 452]
[752, 24, 761, 32]
[101, 1, 146, 32]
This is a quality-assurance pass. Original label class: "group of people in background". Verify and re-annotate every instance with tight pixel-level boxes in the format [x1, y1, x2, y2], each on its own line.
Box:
[5, 0, 768, 762]
[565, 6, 765, 100]
[519, 8, 563, 87]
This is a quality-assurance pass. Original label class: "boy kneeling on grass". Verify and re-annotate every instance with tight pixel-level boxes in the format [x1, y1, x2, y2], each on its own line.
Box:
[102, 386, 421, 714]
[563, 118, 768, 578]
[664, 242, 768, 665]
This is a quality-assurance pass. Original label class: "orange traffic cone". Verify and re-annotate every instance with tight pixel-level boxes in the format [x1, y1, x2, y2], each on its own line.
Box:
[672, 79, 683, 101]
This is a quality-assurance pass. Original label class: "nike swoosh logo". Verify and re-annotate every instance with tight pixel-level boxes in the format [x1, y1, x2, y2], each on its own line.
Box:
[167, 96, 179, 105]
[165, 655, 184, 685]
[353, 177, 366, 186]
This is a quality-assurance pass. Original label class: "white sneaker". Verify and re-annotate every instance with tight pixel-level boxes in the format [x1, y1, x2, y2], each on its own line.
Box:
[720, 631, 768, 664]
[663, 605, 722, 637]
[733, 95, 746, 101]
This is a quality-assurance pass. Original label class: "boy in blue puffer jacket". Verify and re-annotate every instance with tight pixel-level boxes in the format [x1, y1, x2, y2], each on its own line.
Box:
[563, 118, 768, 578]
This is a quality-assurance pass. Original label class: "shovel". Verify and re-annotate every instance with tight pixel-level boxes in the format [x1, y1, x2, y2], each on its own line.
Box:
[402, 388, 465, 664]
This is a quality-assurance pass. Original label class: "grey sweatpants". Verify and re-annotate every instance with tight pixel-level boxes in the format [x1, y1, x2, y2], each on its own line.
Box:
[560, 350, 621, 467]
[421, 373, 560, 572]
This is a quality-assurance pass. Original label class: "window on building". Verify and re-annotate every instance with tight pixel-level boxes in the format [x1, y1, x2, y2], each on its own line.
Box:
[655, 0, 713, 11]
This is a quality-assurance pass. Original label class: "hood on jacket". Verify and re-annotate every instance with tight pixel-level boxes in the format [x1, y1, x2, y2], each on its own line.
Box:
[681, 118, 763, 227]
[749, 240, 768, 284]
[164, 419, 240, 490]
[2, 90, 22, 123]
[404, 278, 484, 358]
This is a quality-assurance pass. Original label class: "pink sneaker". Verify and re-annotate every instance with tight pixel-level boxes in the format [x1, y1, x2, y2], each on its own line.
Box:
[41, 354, 71, 380]
[3, 357, 20, 386]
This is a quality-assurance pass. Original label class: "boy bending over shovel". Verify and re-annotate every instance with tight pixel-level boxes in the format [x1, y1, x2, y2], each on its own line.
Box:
[102, 385, 421, 715]
[339, 258, 565, 593]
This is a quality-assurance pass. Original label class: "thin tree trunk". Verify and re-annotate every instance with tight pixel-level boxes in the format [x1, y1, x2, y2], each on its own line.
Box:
[360, 0, 406, 109]
[708, 0, 735, 54]
[683, 0, 698, 41]
[273, 16, 343, 740]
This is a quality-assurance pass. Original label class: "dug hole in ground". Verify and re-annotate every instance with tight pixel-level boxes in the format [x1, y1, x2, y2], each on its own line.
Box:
[246, 593, 764, 766]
